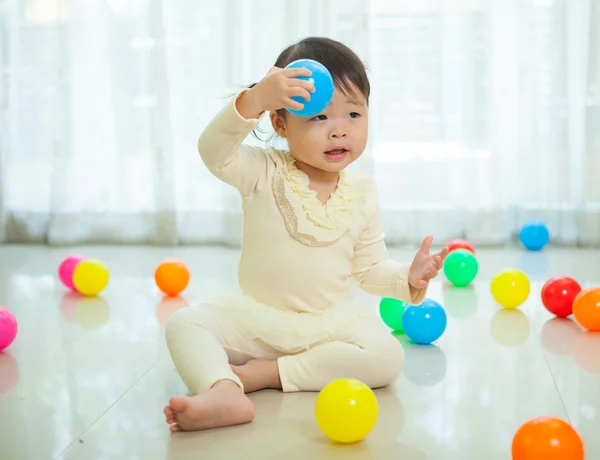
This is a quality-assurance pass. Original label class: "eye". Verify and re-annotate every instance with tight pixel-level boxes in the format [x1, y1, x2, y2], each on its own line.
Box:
[348, 112, 361, 119]
[310, 114, 327, 121]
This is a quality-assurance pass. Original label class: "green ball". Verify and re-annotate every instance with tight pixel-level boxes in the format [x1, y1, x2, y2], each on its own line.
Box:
[379, 297, 408, 331]
[443, 249, 478, 287]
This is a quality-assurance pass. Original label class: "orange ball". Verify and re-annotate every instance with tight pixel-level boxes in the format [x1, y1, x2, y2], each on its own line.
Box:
[154, 259, 190, 297]
[573, 287, 600, 332]
[512, 416, 584, 460]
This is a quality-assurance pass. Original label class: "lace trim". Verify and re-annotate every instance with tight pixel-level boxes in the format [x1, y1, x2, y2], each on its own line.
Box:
[272, 166, 336, 247]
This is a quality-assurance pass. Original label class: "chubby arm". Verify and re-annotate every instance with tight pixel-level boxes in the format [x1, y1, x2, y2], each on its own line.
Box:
[351, 182, 427, 305]
[197, 90, 271, 197]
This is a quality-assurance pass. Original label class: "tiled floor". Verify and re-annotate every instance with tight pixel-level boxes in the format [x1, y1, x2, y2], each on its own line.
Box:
[0, 244, 599, 459]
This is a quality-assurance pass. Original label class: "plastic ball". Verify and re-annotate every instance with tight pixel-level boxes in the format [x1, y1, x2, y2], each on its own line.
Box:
[491, 269, 530, 309]
[402, 298, 447, 344]
[519, 220, 550, 251]
[541, 276, 582, 318]
[379, 297, 408, 332]
[315, 378, 378, 444]
[58, 254, 86, 291]
[512, 416, 584, 460]
[0, 307, 18, 351]
[446, 239, 475, 254]
[72, 259, 110, 297]
[572, 287, 600, 332]
[443, 249, 478, 287]
[285, 59, 334, 117]
[155, 258, 190, 297]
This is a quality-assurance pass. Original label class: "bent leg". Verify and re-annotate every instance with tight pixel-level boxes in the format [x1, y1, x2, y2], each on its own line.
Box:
[165, 305, 276, 394]
[276, 324, 404, 392]
[163, 305, 271, 432]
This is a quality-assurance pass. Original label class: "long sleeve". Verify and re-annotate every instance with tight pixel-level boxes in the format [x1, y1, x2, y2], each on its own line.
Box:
[351, 182, 427, 305]
[197, 91, 272, 197]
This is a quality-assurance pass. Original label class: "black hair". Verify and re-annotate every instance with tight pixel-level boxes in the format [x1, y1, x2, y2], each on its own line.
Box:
[250, 36, 370, 141]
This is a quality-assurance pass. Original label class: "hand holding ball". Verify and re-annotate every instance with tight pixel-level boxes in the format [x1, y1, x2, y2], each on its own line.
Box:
[285, 59, 334, 117]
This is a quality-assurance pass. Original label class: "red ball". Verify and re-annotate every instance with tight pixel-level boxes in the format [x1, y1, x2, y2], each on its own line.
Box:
[541, 276, 582, 318]
[447, 239, 475, 254]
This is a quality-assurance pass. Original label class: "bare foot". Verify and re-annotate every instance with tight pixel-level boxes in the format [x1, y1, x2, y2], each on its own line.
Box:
[163, 379, 255, 432]
[231, 359, 282, 393]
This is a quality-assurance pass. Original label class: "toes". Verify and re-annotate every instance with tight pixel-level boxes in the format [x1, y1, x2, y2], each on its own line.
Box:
[169, 396, 189, 413]
[170, 423, 182, 433]
[164, 405, 177, 424]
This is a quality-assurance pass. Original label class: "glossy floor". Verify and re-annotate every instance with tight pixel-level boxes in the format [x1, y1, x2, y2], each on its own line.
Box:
[0, 245, 599, 460]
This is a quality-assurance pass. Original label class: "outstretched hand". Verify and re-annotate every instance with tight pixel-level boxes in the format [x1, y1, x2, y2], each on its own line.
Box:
[408, 236, 449, 289]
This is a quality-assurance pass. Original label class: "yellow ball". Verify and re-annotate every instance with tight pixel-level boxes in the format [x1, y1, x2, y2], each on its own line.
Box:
[315, 378, 378, 444]
[490, 268, 530, 309]
[72, 259, 109, 297]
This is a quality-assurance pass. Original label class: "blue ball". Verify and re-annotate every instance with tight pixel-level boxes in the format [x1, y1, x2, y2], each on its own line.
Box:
[519, 220, 549, 251]
[402, 299, 447, 345]
[284, 59, 334, 117]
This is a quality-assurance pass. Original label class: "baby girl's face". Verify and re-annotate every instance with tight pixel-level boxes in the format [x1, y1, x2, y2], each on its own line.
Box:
[271, 86, 368, 174]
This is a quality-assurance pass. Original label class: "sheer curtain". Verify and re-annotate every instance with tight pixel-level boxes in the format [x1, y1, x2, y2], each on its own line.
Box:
[0, 0, 598, 246]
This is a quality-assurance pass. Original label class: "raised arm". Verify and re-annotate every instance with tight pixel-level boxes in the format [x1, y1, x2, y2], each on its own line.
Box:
[197, 91, 271, 197]
[198, 67, 315, 197]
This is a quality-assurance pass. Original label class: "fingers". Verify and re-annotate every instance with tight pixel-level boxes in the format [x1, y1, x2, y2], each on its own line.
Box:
[283, 67, 312, 78]
[267, 66, 283, 76]
[425, 265, 438, 280]
[290, 78, 315, 93]
[289, 86, 312, 101]
[438, 245, 449, 260]
[420, 235, 433, 253]
[285, 98, 305, 111]
[415, 280, 428, 289]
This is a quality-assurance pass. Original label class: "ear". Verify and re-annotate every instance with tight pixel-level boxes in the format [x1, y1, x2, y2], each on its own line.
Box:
[270, 111, 287, 138]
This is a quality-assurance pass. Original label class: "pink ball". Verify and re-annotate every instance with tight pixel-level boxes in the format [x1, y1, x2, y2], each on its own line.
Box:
[58, 254, 86, 291]
[0, 307, 18, 351]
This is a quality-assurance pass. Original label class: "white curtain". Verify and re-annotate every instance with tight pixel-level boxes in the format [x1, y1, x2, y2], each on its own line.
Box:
[1, 0, 599, 246]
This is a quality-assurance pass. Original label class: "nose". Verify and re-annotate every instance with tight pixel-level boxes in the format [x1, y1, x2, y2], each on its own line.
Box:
[329, 125, 347, 139]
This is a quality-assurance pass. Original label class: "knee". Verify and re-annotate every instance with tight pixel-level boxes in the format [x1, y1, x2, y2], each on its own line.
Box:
[165, 307, 198, 343]
[364, 335, 405, 388]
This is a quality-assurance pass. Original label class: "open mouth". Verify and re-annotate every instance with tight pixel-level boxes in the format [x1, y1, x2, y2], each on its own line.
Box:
[324, 149, 349, 160]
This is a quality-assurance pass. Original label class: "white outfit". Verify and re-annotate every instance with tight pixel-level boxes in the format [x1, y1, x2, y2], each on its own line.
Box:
[165, 92, 426, 393]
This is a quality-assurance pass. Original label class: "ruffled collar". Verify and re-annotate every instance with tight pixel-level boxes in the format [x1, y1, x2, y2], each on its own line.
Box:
[271, 153, 369, 246]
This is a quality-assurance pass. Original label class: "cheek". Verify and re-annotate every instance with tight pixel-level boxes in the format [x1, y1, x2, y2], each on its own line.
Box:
[355, 120, 369, 148]
[288, 126, 321, 152]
